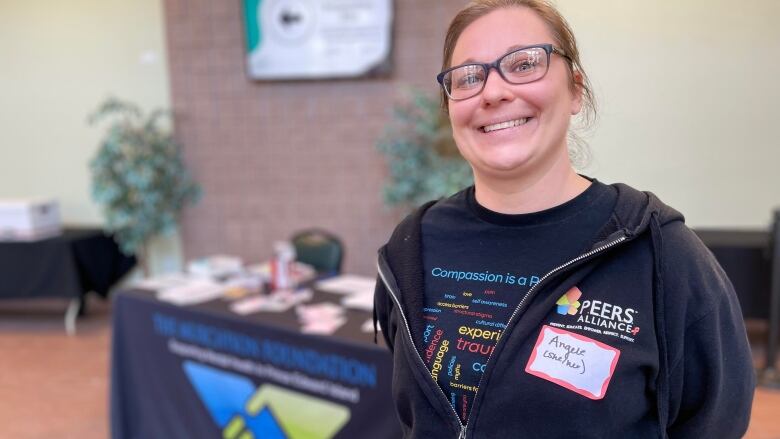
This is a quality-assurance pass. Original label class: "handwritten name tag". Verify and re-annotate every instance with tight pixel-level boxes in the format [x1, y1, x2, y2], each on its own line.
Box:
[525, 325, 620, 400]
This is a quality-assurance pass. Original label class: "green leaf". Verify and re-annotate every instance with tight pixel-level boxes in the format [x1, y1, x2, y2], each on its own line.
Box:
[376, 87, 472, 212]
[88, 97, 202, 255]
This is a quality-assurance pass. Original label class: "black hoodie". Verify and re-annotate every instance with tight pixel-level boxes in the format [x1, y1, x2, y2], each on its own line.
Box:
[374, 183, 755, 438]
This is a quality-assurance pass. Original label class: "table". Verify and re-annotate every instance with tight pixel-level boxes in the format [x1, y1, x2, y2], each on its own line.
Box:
[694, 229, 771, 319]
[110, 287, 401, 439]
[695, 227, 780, 386]
[0, 227, 136, 333]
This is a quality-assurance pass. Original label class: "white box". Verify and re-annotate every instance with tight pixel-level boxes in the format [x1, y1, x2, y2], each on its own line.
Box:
[0, 198, 62, 241]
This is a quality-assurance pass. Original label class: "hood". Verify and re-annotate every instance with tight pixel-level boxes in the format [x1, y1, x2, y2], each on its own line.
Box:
[607, 183, 684, 244]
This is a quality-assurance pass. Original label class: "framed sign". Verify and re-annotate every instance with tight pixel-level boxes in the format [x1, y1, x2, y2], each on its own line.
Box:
[243, 0, 394, 80]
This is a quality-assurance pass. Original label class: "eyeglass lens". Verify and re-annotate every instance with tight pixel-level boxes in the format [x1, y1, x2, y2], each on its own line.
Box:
[444, 47, 549, 100]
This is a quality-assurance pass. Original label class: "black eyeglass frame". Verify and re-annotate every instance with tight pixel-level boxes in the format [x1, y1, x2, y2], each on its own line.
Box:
[436, 43, 571, 101]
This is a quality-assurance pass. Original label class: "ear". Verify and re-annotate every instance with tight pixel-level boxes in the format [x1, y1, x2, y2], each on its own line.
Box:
[570, 70, 584, 116]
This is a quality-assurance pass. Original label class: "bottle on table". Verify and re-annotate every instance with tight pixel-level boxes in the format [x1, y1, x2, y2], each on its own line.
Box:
[270, 241, 296, 292]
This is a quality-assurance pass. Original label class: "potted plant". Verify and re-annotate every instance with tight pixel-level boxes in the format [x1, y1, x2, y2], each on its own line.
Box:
[376, 88, 472, 211]
[88, 97, 201, 276]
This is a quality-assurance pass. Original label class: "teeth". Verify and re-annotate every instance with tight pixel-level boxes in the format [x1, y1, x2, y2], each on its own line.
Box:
[482, 118, 529, 133]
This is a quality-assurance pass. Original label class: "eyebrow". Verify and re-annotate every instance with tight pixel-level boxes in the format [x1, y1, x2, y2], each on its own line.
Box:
[457, 44, 528, 65]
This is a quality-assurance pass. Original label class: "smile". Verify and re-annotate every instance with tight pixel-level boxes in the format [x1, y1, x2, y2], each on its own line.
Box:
[481, 118, 531, 133]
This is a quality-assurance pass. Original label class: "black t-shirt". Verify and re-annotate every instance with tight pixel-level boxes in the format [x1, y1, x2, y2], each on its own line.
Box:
[420, 180, 617, 422]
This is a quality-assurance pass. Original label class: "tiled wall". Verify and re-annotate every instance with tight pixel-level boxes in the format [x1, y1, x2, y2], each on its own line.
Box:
[163, 0, 463, 275]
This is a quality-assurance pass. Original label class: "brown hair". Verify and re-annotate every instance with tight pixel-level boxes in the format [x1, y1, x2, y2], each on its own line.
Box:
[441, 0, 596, 130]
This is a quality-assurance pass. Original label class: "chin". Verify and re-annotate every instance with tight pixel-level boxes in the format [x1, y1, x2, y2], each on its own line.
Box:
[472, 158, 535, 179]
[474, 149, 537, 173]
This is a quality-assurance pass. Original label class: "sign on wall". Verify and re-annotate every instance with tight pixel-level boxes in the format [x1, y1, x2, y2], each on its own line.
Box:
[243, 0, 393, 80]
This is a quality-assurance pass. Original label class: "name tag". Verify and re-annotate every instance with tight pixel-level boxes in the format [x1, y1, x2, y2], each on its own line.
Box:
[525, 325, 620, 400]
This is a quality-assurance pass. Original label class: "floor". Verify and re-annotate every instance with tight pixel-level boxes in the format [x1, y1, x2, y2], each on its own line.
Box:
[0, 297, 779, 438]
[0, 297, 111, 438]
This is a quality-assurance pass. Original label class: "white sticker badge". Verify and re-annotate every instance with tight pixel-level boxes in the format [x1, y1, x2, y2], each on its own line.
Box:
[525, 325, 620, 400]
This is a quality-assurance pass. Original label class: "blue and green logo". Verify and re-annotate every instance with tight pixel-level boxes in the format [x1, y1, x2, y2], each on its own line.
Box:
[556, 286, 583, 315]
[184, 361, 351, 439]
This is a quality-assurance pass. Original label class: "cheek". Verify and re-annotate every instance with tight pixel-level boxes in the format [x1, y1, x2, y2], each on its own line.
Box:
[447, 107, 472, 156]
[448, 103, 473, 132]
[525, 72, 576, 115]
[519, 85, 554, 113]
[534, 89, 574, 125]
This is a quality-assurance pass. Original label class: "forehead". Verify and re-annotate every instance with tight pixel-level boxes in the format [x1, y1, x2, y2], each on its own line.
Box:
[451, 7, 554, 65]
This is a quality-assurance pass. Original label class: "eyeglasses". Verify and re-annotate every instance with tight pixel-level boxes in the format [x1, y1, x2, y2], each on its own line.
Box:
[437, 44, 571, 101]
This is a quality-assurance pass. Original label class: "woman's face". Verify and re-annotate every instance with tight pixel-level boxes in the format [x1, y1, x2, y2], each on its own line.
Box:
[448, 7, 582, 181]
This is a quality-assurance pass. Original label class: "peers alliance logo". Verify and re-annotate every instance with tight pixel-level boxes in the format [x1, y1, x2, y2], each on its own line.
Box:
[553, 286, 641, 342]
[555, 287, 582, 315]
[183, 361, 351, 439]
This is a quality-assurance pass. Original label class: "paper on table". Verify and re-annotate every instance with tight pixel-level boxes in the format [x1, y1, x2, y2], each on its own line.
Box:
[361, 318, 379, 333]
[296, 302, 347, 335]
[156, 279, 225, 306]
[315, 274, 376, 296]
[341, 292, 374, 311]
[296, 302, 344, 318]
[229, 289, 313, 315]
[300, 317, 347, 335]
[134, 273, 192, 291]
[247, 261, 317, 285]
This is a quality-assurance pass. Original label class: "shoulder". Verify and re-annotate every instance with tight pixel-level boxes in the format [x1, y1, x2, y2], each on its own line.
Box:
[609, 183, 735, 323]
[380, 199, 438, 268]
[659, 221, 714, 269]
[657, 220, 735, 323]
[384, 187, 472, 250]
[387, 200, 436, 244]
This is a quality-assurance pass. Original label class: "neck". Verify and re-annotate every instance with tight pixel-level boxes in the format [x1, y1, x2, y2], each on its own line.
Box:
[473, 154, 590, 214]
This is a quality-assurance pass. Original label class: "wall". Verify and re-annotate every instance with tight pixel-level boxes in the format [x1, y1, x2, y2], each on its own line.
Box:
[0, 0, 180, 273]
[165, 0, 462, 275]
[559, 0, 780, 228]
[165, 0, 780, 276]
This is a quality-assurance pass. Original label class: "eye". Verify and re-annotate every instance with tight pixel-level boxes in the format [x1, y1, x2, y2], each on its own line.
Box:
[502, 49, 542, 77]
[511, 60, 536, 73]
[451, 66, 485, 90]
[457, 73, 482, 88]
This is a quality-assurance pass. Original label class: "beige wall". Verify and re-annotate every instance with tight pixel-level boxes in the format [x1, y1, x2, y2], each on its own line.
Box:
[0, 0, 171, 222]
[557, 0, 780, 227]
[0, 0, 181, 273]
[0, 0, 169, 224]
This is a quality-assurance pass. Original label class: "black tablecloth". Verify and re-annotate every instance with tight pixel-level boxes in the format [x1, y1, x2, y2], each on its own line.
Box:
[0, 228, 136, 300]
[695, 229, 771, 319]
[111, 288, 400, 439]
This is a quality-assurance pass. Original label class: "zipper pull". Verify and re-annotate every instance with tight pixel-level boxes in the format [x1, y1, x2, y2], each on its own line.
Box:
[458, 426, 466, 439]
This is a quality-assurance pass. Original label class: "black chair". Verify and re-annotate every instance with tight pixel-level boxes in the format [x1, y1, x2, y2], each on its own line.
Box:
[290, 229, 344, 276]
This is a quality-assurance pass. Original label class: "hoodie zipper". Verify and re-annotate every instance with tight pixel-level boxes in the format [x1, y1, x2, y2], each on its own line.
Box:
[463, 235, 628, 432]
[377, 261, 466, 437]
[377, 235, 627, 439]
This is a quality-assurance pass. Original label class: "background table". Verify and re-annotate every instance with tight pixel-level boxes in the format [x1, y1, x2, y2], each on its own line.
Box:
[0, 227, 135, 333]
[695, 229, 771, 319]
[110, 287, 401, 439]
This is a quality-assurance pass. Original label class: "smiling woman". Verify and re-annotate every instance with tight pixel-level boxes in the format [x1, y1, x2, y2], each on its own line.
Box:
[445, 5, 590, 212]
[374, 1, 755, 438]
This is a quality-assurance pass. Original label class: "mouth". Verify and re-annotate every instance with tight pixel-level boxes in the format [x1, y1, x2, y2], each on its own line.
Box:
[480, 117, 532, 133]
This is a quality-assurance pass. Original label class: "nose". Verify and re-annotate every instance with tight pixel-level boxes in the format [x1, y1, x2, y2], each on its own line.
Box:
[480, 67, 514, 106]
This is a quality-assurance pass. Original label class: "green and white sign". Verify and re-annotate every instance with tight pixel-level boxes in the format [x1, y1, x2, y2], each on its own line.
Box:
[243, 0, 393, 80]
